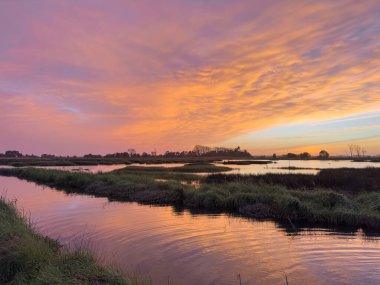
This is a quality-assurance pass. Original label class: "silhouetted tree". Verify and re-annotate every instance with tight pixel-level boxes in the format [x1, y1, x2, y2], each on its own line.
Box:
[319, 150, 329, 159]
[300, 152, 311, 159]
[348, 144, 355, 158]
[41, 154, 55, 158]
[355, 145, 361, 158]
[128, 148, 136, 157]
[4, 150, 23, 157]
[84, 154, 102, 158]
[287, 153, 298, 159]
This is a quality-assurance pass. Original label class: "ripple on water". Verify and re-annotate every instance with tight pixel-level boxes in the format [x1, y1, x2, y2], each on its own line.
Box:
[1, 176, 380, 285]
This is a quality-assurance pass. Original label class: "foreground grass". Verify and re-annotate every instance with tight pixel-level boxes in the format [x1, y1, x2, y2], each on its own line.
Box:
[0, 198, 146, 285]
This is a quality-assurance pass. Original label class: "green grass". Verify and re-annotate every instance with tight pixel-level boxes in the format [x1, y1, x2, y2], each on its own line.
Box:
[0, 198, 147, 285]
[206, 168, 380, 193]
[1, 167, 380, 231]
[183, 183, 380, 229]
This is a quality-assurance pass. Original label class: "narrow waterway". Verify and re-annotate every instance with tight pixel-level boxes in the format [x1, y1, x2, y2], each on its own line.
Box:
[1, 175, 380, 285]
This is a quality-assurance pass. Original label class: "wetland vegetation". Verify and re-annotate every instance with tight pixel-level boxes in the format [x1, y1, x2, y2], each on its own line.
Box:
[0, 198, 147, 285]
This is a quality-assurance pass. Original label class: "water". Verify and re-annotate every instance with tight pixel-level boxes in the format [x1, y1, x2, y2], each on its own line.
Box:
[1, 160, 378, 175]
[10, 160, 379, 175]
[1, 176, 380, 285]
[216, 160, 380, 175]
[21, 163, 186, 173]
[32, 164, 128, 173]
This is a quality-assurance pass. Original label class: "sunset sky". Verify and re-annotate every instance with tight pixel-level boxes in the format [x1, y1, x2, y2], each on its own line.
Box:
[1, 0, 379, 156]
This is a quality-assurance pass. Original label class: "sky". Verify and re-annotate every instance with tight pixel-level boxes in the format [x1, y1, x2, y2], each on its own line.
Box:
[0, 0, 379, 156]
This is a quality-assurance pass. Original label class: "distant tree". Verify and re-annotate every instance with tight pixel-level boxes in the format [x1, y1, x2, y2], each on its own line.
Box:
[319, 150, 330, 159]
[272, 153, 277, 159]
[354, 145, 362, 158]
[41, 154, 55, 158]
[348, 144, 355, 158]
[5, 150, 23, 157]
[84, 154, 102, 158]
[128, 148, 136, 157]
[192, 145, 251, 157]
[104, 152, 129, 158]
[300, 152, 311, 159]
[287, 153, 298, 159]
[193, 145, 212, 156]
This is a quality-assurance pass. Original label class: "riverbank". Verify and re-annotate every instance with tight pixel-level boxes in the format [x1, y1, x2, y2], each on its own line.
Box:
[116, 163, 232, 173]
[206, 168, 380, 193]
[1, 167, 380, 231]
[0, 198, 147, 285]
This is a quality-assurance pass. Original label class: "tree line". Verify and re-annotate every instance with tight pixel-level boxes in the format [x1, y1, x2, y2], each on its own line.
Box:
[272, 150, 330, 160]
[0, 146, 252, 159]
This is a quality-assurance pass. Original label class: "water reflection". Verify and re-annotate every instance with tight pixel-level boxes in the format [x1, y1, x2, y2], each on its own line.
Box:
[216, 160, 380, 175]
[33, 164, 128, 173]
[1, 160, 379, 176]
[1, 176, 380, 285]
[33, 163, 186, 173]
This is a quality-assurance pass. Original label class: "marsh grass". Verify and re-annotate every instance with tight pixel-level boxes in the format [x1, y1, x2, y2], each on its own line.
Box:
[0, 198, 147, 285]
[223, 160, 273, 165]
[116, 163, 232, 173]
[206, 168, 380, 193]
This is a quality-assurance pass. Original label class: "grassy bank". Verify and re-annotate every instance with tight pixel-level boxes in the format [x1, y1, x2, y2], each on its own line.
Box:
[223, 160, 273, 165]
[206, 168, 380, 193]
[1, 168, 380, 231]
[117, 163, 232, 173]
[0, 198, 146, 285]
[0, 168, 190, 204]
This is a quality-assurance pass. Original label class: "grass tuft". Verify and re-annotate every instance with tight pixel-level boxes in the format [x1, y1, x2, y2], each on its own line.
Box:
[0, 198, 147, 285]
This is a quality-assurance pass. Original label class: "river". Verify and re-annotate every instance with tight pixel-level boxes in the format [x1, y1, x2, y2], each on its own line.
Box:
[1, 175, 380, 285]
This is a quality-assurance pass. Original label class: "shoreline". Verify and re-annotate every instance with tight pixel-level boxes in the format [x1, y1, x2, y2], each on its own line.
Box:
[0, 197, 147, 285]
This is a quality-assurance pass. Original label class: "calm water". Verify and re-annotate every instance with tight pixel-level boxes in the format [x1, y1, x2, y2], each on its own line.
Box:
[30, 163, 186, 173]
[33, 164, 128, 173]
[216, 160, 380, 175]
[2, 176, 380, 285]
[8, 160, 379, 175]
